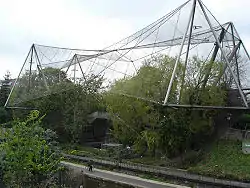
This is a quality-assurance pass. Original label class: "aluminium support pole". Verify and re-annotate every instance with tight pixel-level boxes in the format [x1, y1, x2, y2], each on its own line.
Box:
[28, 45, 34, 92]
[214, 41, 242, 85]
[73, 57, 76, 84]
[76, 55, 87, 82]
[232, 23, 241, 39]
[210, 23, 231, 62]
[198, 0, 248, 108]
[65, 57, 73, 74]
[179, 0, 196, 102]
[230, 23, 241, 86]
[58, 68, 61, 82]
[242, 43, 250, 61]
[164, 0, 197, 105]
[236, 21, 250, 62]
[4, 47, 33, 107]
[231, 23, 250, 63]
[202, 27, 226, 88]
[235, 22, 250, 61]
[33, 45, 49, 91]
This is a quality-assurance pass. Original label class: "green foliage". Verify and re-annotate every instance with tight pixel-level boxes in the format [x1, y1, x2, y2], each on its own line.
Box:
[0, 79, 10, 107]
[109, 55, 179, 102]
[105, 55, 226, 158]
[105, 94, 158, 146]
[0, 110, 62, 187]
[128, 157, 173, 167]
[0, 73, 12, 123]
[189, 140, 250, 181]
[14, 68, 105, 143]
[158, 110, 191, 157]
[10, 67, 70, 106]
[134, 130, 159, 156]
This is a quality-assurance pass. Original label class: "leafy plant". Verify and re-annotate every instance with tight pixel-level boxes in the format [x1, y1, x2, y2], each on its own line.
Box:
[0, 110, 62, 187]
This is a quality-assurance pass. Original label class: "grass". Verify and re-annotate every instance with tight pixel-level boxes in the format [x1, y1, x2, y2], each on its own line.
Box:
[65, 145, 174, 167]
[128, 157, 174, 167]
[67, 147, 109, 159]
[189, 139, 250, 182]
[63, 140, 250, 182]
[62, 144, 116, 161]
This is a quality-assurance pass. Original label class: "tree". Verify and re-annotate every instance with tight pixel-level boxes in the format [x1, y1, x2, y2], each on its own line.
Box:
[0, 71, 12, 106]
[0, 110, 62, 187]
[0, 71, 13, 124]
[105, 55, 227, 157]
[105, 94, 158, 146]
[9, 67, 70, 107]
[20, 70, 106, 143]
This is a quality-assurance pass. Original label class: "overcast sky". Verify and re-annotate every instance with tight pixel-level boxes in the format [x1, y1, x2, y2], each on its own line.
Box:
[0, 0, 250, 79]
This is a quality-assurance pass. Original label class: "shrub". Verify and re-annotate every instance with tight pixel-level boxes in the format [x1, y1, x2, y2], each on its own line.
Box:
[0, 110, 62, 187]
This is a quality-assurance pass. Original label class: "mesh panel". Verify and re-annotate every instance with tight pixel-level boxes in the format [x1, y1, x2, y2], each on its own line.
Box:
[6, 0, 250, 108]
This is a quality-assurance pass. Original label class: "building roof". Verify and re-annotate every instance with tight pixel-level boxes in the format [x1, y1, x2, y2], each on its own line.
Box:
[87, 111, 109, 124]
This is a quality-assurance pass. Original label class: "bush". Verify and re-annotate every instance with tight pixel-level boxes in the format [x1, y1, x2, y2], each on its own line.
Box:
[0, 110, 62, 187]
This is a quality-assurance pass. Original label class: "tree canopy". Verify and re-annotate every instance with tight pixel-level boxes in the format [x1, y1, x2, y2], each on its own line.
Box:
[105, 55, 227, 157]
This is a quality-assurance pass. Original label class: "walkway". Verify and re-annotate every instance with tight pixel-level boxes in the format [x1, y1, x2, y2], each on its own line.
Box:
[63, 153, 250, 188]
[61, 161, 190, 188]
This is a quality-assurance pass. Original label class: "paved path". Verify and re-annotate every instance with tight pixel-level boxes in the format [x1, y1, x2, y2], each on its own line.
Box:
[63, 153, 250, 188]
[61, 161, 190, 188]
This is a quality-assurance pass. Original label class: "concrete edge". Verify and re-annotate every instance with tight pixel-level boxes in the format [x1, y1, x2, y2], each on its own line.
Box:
[61, 161, 190, 188]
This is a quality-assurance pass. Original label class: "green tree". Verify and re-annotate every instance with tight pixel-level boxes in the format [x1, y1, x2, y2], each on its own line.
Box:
[0, 71, 11, 106]
[105, 55, 227, 157]
[0, 71, 12, 124]
[105, 94, 158, 146]
[22, 72, 105, 143]
[9, 67, 70, 107]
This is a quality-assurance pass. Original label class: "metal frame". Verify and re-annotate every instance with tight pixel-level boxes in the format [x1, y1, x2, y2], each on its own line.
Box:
[204, 28, 225, 81]
[5, 106, 38, 110]
[33, 45, 49, 91]
[5, 2, 250, 110]
[164, 0, 197, 105]
[202, 24, 230, 88]
[76, 55, 87, 82]
[198, 0, 248, 108]
[28, 45, 34, 92]
[113, 91, 249, 111]
[65, 56, 74, 74]
[230, 23, 241, 86]
[163, 103, 250, 110]
[179, 0, 197, 101]
[4, 47, 33, 107]
[214, 41, 242, 85]
[232, 23, 250, 76]
[73, 57, 77, 84]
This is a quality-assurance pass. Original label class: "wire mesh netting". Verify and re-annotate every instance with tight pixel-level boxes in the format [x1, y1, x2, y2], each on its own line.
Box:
[6, 0, 250, 109]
